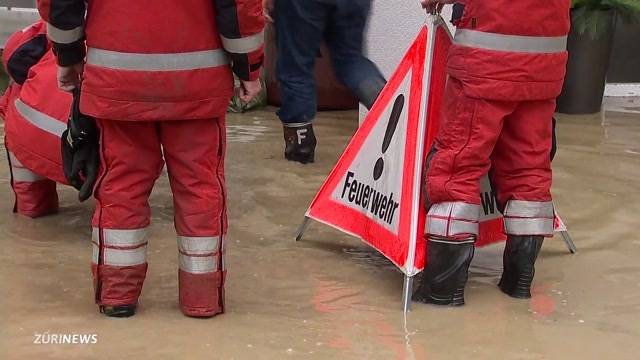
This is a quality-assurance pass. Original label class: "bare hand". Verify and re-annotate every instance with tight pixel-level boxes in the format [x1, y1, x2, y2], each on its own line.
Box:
[263, 0, 274, 23]
[57, 63, 84, 92]
[237, 79, 262, 103]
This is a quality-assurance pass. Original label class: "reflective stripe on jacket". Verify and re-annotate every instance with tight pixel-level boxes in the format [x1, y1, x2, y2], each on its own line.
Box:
[447, 0, 571, 101]
[4, 51, 70, 185]
[38, 0, 265, 121]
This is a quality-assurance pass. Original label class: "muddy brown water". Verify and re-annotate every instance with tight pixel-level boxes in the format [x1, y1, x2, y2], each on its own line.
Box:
[1, 103, 639, 359]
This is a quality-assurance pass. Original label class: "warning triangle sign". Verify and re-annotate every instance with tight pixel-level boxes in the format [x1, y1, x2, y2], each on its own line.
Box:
[302, 17, 575, 279]
[306, 25, 431, 275]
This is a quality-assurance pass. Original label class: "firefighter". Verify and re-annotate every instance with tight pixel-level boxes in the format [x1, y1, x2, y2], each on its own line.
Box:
[414, 0, 570, 305]
[1, 21, 70, 218]
[38, 0, 264, 318]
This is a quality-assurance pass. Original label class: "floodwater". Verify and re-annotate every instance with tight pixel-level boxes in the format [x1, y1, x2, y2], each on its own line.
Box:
[0, 101, 639, 359]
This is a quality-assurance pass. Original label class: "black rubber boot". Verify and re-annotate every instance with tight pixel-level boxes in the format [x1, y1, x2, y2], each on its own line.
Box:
[499, 235, 544, 299]
[412, 236, 475, 306]
[101, 305, 137, 318]
[283, 123, 317, 164]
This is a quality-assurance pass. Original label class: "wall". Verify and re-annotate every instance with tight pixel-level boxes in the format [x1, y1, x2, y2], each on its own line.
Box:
[361, 2, 453, 119]
[362, 2, 638, 108]
[0, 6, 39, 47]
[365, 2, 453, 78]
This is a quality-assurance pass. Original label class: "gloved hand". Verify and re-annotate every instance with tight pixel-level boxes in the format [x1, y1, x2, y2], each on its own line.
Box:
[61, 87, 100, 202]
[420, 0, 455, 13]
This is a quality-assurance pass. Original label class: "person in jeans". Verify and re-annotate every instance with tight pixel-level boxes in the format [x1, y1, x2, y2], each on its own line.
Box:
[264, 0, 386, 164]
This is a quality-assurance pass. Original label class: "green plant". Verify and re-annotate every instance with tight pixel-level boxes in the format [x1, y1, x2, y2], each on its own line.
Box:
[572, 0, 640, 39]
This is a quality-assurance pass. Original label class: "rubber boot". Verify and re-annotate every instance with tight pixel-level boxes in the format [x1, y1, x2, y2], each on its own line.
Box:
[499, 235, 544, 299]
[283, 123, 316, 164]
[101, 305, 137, 318]
[412, 235, 475, 306]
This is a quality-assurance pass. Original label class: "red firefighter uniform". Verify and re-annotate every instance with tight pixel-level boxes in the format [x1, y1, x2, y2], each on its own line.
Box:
[413, 0, 570, 306]
[425, 1, 570, 239]
[38, 0, 264, 317]
[1, 21, 70, 218]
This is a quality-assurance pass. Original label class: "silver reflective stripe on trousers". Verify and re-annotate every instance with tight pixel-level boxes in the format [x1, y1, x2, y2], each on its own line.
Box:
[178, 236, 220, 274]
[504, 218, 554, 235]
[454, 29, 567, 53]
[98, 228, 149, 247]
[503, 200, 555, 235]
[46, 22, 84, 44]
[504, 200, 554, 218]
[8, 152, 44, 182]
[221, 30, 264, 54]
[178, 236, 220, 254]
[86, 48, 229, 71]
[92, 228, 148, 266]
[14, 99, 67, 137]
[427, 202, 480, 237]
[179, 254, 219, 274]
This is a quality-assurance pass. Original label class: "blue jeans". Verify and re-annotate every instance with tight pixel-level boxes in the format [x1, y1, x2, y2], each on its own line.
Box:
[274, 0, 386, 125]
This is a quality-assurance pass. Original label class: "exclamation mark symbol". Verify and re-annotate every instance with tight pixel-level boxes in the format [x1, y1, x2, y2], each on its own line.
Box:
[373, 94, 405, 181]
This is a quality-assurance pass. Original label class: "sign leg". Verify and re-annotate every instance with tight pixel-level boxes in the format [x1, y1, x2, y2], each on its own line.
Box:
[402, 275, 414, 313]
[295, 216, 311, 242]
[560, 231, 577, 254]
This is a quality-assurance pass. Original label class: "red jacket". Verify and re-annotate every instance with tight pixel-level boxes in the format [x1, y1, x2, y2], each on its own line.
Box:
[4, 50, 70, 185]
[38, 0, 264, 121]
[448, 0, 571, 101]
[1, 22, 68, 184]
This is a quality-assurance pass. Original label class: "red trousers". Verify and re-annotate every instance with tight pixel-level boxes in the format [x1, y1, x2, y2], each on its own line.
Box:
[7, 150, 58, 218]
[91, 118, 227, 317]
[425, 78, 555, 238]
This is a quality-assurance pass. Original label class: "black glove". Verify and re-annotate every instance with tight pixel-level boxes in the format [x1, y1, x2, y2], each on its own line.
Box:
[61, 87, 100, 202]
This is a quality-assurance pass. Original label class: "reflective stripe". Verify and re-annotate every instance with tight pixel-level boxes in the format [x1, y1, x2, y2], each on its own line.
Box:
[92, 243, 99, 264]
[103, 246, 147, 266]
[221, 30, 264, 54]
[8, 151, 45, 182]
[178, 236, 219, 255]
[92, 241, 147, 266]
[427, 217, 479, 237]
[179, 254, 218, 274]
[504, 218, 554, 236]
[86, 48, 229, 72]
[504, 200, 554, 218]
[14, 99, 66, 137]
[46, 22, 84, 44]
[429, 237, 476, 245]
[8, 152, 22, 167]
[454, 29, 567, 54]
[11, 167, 45, 182]
[92, 228, 148, 266]
[428, 202, 480, 221]
[427, 202, 480, 237]
[220, 235, 226, 271]
[92, 228, 148, 247]
[284, 121, 313, 128]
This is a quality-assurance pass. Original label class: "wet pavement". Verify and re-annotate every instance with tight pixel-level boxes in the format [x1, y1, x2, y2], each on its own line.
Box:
[1, 101, 639, 359]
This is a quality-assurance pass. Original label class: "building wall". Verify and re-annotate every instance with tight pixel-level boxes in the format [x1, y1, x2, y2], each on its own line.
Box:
[0, 6, 39, 47]
[365, 2, 453, 79]
[360, 2, 452, 119]
[361, 1, 638, 109]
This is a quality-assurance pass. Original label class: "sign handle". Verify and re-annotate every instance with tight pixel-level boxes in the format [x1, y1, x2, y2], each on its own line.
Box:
[402, 275, 414, 313]
[560, 231, 577, 254]
[295, 216, 311, 242]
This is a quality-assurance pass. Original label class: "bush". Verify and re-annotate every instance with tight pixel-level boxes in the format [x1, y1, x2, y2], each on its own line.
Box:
[572, 0, 640, 39]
